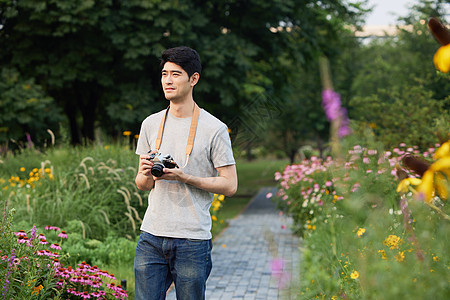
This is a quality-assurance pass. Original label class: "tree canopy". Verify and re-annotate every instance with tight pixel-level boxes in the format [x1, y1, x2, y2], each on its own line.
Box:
[0, 0, 366, 147]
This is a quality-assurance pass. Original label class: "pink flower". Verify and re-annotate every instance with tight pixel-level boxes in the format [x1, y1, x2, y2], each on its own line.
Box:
[266, 192, 273, 198]
[56, 279, 65, 288]
[38, 234, 46, 240]
[39, 239, 49, 245]
[14, 230, 27, 237]
[17, 236, 28, 244]
[51, 243, 62, 250]
[45, 226, 61, 231]
[58, 231, 68, 239]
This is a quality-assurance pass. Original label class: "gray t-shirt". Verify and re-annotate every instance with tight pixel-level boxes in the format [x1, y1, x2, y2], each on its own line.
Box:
[136, 108, 235, 240]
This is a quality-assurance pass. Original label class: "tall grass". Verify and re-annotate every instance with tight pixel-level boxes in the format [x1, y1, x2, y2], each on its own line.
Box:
[1, 144, 146, 241]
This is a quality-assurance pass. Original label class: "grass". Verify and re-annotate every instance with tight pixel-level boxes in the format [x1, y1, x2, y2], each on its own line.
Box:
[211, 157, 288, 238]
[235, 157, 289, 196]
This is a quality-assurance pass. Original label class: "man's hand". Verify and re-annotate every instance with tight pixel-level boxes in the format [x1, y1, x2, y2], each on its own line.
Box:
[135, 151, 158, 190]
[159, 164, 237, 197]
[156, 167, 188, 182]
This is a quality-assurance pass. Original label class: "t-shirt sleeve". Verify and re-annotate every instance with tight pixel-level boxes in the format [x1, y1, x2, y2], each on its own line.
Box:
[210, 125, 235, 168]
[136, 119, 152, 155]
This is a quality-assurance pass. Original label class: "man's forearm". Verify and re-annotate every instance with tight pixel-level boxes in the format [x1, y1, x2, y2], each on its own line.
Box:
[135, 172, 155, 191]
[181, 173, 237, 197]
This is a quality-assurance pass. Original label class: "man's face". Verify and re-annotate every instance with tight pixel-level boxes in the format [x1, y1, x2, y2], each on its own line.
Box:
[161, 62, 197, 102]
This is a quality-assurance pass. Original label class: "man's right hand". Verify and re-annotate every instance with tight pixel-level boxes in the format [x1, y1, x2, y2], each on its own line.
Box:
[135, 151, 158, 190]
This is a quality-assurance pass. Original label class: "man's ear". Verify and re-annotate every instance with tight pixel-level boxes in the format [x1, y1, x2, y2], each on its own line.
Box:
[190, 72, 200, 87]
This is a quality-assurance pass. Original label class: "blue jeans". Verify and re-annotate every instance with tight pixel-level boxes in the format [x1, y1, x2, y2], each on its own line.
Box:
[134, 232, 212, 300]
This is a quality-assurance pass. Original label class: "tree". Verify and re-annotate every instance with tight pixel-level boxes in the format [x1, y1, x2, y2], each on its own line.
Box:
[349, 0, 450, 149]
[0, 68, 62, 150]
[1, 0, 367, 147]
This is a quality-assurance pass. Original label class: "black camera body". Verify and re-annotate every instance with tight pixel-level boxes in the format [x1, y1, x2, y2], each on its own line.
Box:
[147, 152, 178, 177]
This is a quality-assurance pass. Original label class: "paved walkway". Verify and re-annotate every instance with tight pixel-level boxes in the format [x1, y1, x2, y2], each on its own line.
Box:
[167, 187, 301, 299]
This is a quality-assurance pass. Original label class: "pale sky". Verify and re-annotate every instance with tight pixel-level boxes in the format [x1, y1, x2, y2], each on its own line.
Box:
[365, 0, 450, 26]
[365, 0, 416, 25]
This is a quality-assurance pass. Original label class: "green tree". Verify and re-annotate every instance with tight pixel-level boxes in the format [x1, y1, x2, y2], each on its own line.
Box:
[349, 0, 450, 148]
[0, 68, 62, 150]
[1, 0, 367, 147]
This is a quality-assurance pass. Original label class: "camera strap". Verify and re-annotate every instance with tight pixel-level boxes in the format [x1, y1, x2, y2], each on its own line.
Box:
[155, 102, 200, 168]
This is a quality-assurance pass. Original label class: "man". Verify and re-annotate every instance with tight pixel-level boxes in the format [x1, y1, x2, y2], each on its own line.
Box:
[134, 46, 238, 300]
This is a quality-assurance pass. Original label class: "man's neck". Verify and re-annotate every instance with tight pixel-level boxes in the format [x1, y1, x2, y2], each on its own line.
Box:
[168, 98, 195, 118]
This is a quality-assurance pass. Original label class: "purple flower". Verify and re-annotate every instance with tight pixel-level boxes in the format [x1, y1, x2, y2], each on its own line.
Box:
[322, 89, 342, 121]
[3, 249, 16, 297]
[270, 257, 291, 289]
[30, 225, 37, 240]
[26, 133, 34, 149]
[322, 90, 352, 137]
[338, 108, 352, 137]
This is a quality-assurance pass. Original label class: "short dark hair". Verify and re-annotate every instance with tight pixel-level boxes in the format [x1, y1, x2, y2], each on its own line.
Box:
[160, 46, 202, 78]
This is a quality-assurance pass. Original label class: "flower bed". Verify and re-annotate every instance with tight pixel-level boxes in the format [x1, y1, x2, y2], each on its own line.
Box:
[274, 142, 449, 298]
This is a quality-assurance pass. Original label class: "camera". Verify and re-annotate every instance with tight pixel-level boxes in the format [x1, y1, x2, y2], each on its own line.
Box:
[147, 152, 179, 177]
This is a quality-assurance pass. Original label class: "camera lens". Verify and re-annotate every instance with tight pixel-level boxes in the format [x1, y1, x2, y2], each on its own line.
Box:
[151, 163, 164, 177]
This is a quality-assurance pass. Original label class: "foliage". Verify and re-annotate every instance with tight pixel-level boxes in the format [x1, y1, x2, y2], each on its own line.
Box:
[348, 0, 450, 151]
[0, 0, 366, 146]
[349, 86, 449, 149]
[0, 68, 62, 150]
[0, 212, 128, 299]
[275, 139, 449, 299]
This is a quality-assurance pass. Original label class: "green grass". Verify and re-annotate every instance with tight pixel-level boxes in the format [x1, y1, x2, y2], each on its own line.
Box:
[211, 158, 288, 238]
[235, 158, 288, 196]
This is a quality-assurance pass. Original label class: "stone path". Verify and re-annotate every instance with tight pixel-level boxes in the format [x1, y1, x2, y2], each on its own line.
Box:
[167, 187, 301, 300]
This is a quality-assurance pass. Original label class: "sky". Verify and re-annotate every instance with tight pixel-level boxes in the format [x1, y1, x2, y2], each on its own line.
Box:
[365, 0, 417, 25]
[365, 0, 450, 26]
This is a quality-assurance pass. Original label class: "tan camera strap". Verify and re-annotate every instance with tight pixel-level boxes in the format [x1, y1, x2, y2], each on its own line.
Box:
[154, 102, 200, 167]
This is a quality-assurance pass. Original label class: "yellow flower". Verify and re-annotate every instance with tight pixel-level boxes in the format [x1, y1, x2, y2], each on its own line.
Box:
[416, 157, 450, 202]
[211, 215, 217, 221]
[433, 44, 450, 73]
[433, 256, 440, 262]
[32, 285, 43, 295]
[378, 249, 387, 260]
[356, 228, 366, 238]
[218, 194, 225, 201]
[434, 141, 450, 159]
[123, 131, 132, 136]
[395, 251, 405, 262]
[350, 271, 359, 279]
[134, 134, 139, 139]
[384, 235, 403, 249]
[20, 167, 25, 172]
[211, 200, 221, 211]
[396, 177, 422, 194]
